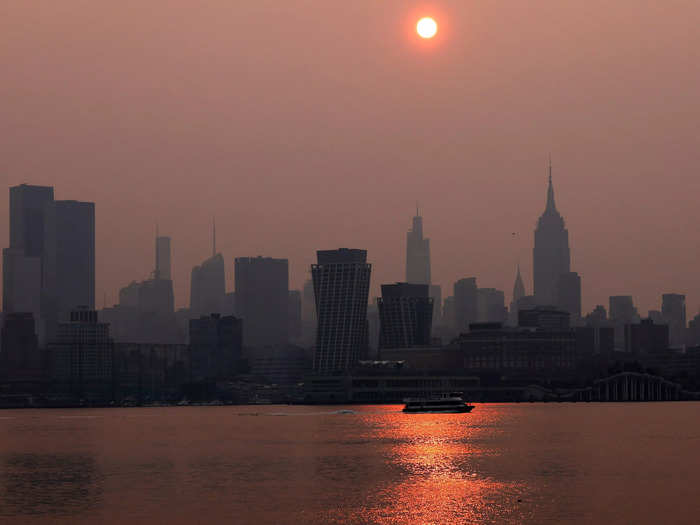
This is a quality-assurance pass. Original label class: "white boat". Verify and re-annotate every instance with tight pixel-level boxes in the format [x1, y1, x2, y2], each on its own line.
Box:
[402, 392, 474, 413]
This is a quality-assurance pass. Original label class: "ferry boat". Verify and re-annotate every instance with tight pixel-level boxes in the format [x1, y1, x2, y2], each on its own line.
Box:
[402, 392, 475, 414]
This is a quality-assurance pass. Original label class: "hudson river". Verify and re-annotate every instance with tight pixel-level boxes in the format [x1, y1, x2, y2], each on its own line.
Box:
[1, 404, 699, 524]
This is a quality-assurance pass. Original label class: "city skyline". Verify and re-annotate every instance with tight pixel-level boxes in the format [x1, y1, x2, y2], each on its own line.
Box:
[3, 1, 700, 317]
[1, 172, 697, 318]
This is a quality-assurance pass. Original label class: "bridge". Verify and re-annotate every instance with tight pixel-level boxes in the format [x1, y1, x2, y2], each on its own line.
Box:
[571, 372, 682, 402]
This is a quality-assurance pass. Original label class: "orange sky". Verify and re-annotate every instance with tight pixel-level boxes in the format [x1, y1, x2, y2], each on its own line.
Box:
[1, 1, 700, 315]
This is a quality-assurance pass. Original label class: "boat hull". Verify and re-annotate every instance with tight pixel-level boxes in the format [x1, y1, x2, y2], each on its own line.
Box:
[402, 404, 474, 414]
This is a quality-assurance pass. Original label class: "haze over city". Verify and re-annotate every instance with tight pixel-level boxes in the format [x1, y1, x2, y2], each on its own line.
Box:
[2, 1, 700, 314]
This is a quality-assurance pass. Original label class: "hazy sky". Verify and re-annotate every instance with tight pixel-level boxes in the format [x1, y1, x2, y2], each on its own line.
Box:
[2, 1, 700, 315]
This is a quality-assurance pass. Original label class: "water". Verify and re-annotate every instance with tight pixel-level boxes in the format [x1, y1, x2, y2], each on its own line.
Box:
[1, 403, 699, 524]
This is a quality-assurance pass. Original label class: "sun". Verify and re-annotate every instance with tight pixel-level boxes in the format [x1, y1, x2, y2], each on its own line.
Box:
[416, 17, 438, 39]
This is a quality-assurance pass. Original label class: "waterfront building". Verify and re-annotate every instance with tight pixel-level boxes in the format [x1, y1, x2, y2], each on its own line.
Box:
[0, 313, 43, 384]
[49, 308, 113, 398]
[189, 314, 242, 381]
[625, 319, 669, 354]
[378, 283, 433, 350]
[533, 163, 570, 305]
[405, 209, 430, 285]
[311, 249, 371, 372]
[234, 256, 289, 348]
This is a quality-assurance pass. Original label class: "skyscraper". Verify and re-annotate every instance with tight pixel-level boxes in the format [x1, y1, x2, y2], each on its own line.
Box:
[44, 200, 96, 324]
[234, 256, 289, 348]
[556, 271, 581, 322]
[405, 209, 430, 285]
[378, 283, 433, 350]
[312, 249, 371, 372]
[533, 162, 570, 305]
[454, 278, 478, 333]
[477, 288, 507, 324]
[155, 236, 171, 280]
[3, 184, 54, 335]
[662, 293, 686, 348]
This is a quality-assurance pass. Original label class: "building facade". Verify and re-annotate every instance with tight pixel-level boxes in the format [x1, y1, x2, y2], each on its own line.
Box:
[312, 249, 371, 372]
[234, 256, 289, 348]
[377, 283, 433, 350]
[406, 211, 431, 285]
[533, 165, 571, 306]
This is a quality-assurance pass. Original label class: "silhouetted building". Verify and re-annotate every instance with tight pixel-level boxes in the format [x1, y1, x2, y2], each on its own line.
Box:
[378, 283, 433, 350]
[44, 200, 95, 329]
[477, 288, 507, 324]
[648, 310, 664, 324]
[405, 210, 430, 285]
[519, 306, 570, 330]
[189, 314, 242, 381]
[688, 313, 700, 347]
[155, 236, 171, 279]
[367, 300, 380, 358]
[312, 249, 371, 372]
[662, 293, 686, 348]
[555, 271, 581, 322]
[301, 278, 316, 347]
[0, 313, 42, 383]
[585, 305, 608, 326]
[625, 319, 669, 354]
[508, 265, 526, 326]
[429, 284, 442, 326]
[533, 163, 570, 306]
[454, 278, 478, 333]
[49, 308, 113, 398]
[609, 295, 640, 350]
[248, 345, 309, 385]
[2, 248, 42, 329]
[458, 324, 577, 380]
[234, 257, 289, 348]
[190, 254, 226, 317]
[3, 184, 54, 340]
[288, 290, 302, 342]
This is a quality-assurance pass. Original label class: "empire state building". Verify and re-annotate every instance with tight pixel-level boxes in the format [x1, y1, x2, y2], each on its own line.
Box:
[533, 163, 570, 305]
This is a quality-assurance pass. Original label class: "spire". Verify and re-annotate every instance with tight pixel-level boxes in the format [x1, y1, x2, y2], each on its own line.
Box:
[212, 216, 217, 257]
[545, 156, 557, 213]
[513, 264, 526, 302]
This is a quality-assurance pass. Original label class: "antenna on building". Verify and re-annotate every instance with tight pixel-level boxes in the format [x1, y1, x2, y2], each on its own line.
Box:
[548, 153, 552, 182]
[416, 201, 420, 217]
[212, 216, 217, 257]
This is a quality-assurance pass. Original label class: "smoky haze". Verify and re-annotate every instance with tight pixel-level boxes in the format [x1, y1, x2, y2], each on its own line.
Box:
[1, 1, 699, 315]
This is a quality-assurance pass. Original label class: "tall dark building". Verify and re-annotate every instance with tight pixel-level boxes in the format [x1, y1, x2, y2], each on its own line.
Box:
[190, 254, 226, 317]
[3, 184, 54, 339]
[609, 295, 640, 351]
[0, 313, 42, 382]
[378, 283, 433, 350]
[533, 163, 570, 306]
[189, 314, 242, 381]
[234, 257, 289, 348]
[477, 288, 507, 324]
[555, 271, 581, 322]
[405, 210, 430, 285]
[49, 308, 113, 399]
[625, 319, 669, 354]
[155, 236, 171, 280]
[312, 249, 371, 372]
[662, 293, 686, 348]
[454, 278, 478, 333]
[288, 290, 302, 343]
[44, 200, 96, 324]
